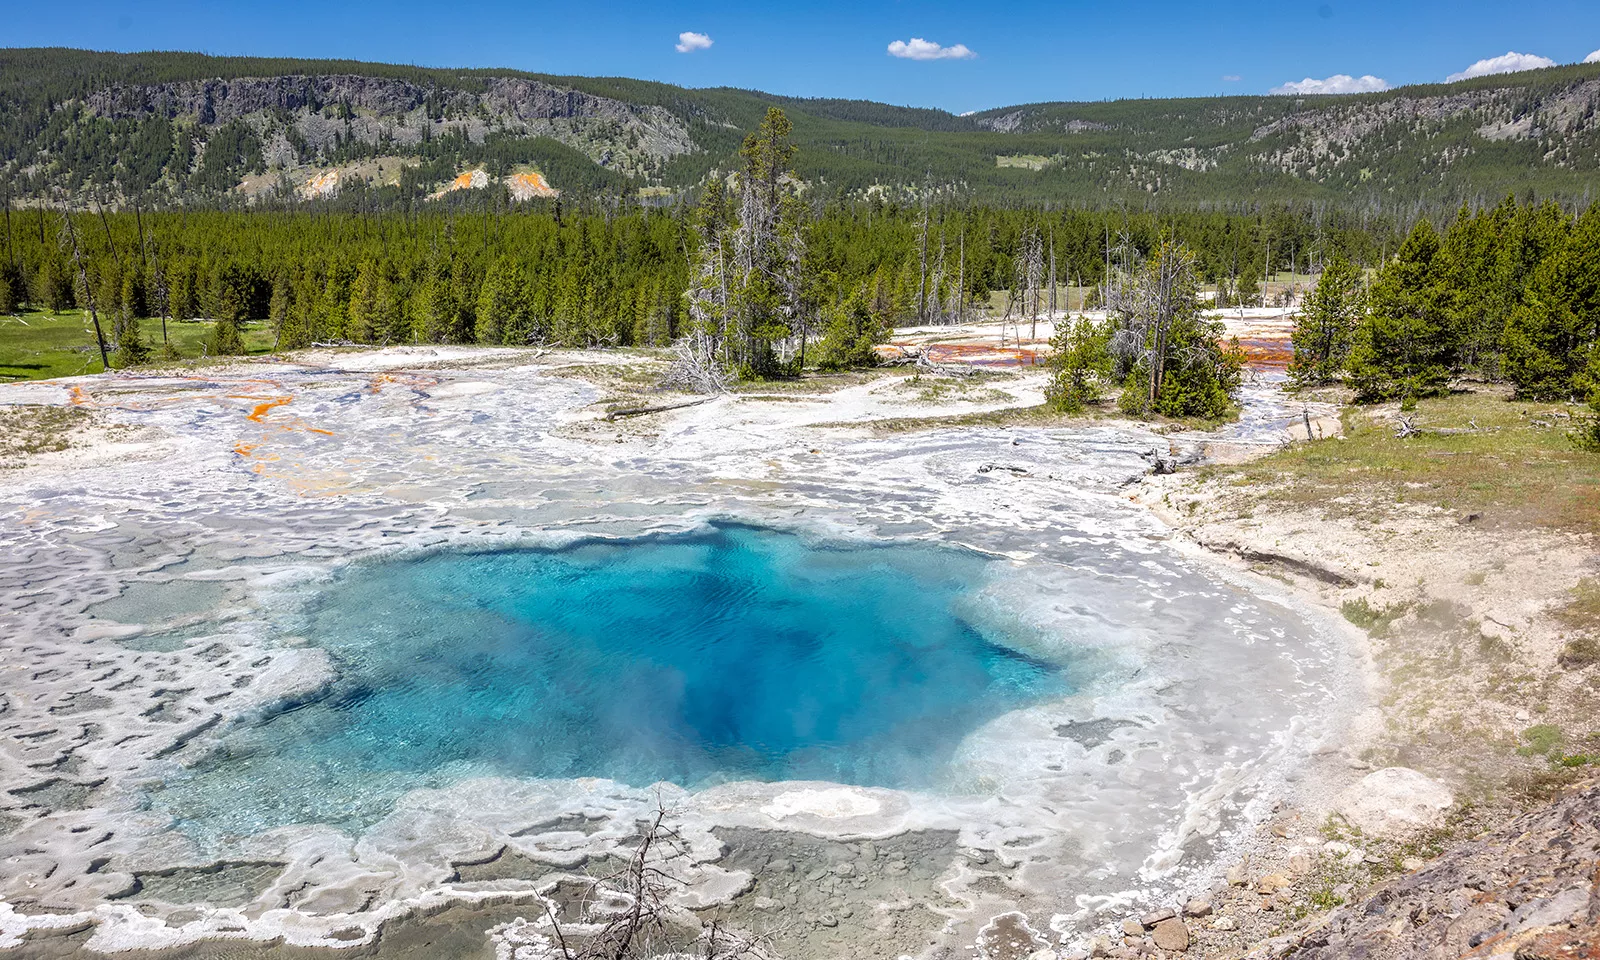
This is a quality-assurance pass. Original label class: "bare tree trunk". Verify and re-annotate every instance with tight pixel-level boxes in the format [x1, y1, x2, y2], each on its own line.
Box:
[94, 197, 123, 276]
[956, 230, 965, 324]
[62, 213, 111, 371]
[3, 189, 13, 274]
[1046, 226, 1057, 336]
[133, 202, 148, 268]
[915, 191, 929, 325]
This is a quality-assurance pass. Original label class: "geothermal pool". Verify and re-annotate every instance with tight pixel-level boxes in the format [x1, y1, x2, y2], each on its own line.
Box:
[154, 525, 1075, 841]
[0, 351, 1352, 958]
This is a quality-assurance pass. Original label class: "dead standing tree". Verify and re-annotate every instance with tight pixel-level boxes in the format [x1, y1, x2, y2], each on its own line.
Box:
[60, 211, 111, 371]
[537, 805, 771, 960]
[672, 108, 804, 384]
[1003, 227, 1044, 347]
[1103, 236, 1203, 412]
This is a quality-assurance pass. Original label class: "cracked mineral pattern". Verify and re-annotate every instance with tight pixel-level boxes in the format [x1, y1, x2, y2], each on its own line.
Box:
[0, 350, 1354, 956]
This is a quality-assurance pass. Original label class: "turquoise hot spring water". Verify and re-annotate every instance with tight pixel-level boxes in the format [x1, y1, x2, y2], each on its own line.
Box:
[152, 524, 1077, 840]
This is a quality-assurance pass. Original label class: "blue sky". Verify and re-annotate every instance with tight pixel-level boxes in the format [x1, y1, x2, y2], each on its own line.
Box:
[6, 0, 1600, 113]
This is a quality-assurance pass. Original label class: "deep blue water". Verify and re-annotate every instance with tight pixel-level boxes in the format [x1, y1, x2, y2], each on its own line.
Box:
[157, 525, 1073, 835]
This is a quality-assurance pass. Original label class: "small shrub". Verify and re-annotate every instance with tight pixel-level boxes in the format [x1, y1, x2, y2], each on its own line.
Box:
[1559, 636, 1600, 669]
[1518, 723, 1565, 757]
[1341, 597, 1412, 637]
[209, 319, 245, 356]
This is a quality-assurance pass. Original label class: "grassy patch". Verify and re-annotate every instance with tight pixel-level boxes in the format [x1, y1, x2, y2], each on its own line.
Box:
[0, 310, 277, 381]
[1559, 636, 1600, 669]
[897, 372, 1015, 404]
[1340, 597, 1413, 637]
[834, 402, 1103, 434]
[730, 367, 896, 394]
[1518, 723, 1565, 757]
[1204, 387, 1600, 533]
[1556, 578, 1600, 631]
[995, 154, 1051, 170]
[0, 405, 92, 464]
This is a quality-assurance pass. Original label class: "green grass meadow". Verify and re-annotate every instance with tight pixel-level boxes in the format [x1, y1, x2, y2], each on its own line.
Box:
[0, 310, 278, 381]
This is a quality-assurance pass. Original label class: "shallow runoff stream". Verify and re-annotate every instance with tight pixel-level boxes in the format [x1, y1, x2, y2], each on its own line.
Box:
[0, 351, 1355, 959]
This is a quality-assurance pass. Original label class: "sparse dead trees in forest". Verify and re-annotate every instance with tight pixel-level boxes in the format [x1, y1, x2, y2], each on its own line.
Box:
[1049, 235, 1241, 419]
[662, 328, 731, 394]
[678, 108, 808, 382]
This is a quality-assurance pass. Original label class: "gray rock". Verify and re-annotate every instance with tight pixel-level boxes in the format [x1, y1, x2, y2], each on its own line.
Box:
[1332, 767, 1454, 837]
[1511, 887, 1588, 930]
[1140, 907, 1175, 926]
[1184, 899, 1213, 918]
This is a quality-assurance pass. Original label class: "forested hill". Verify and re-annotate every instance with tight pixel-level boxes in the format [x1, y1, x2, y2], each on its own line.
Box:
[6, 47, 1600, 212]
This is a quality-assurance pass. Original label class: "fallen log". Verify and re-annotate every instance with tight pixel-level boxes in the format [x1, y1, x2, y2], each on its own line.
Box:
[603, 397, 715, 421]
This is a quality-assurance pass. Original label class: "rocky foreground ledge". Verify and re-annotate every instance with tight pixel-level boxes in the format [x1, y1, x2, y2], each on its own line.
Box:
[1245, 780, 1600, 960]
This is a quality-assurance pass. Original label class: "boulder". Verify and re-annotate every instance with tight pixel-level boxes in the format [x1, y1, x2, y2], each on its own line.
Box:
[1150, 918, 1190, 952]
[1333, 768, 1454, 837]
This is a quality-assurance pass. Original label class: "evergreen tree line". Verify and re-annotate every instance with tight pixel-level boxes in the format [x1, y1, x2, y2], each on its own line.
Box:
[1288, 196, 1600, 411]
[0, 191, 1394, 370]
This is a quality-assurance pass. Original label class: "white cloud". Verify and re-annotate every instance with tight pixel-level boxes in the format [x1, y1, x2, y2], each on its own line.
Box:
[1585, 49, 1600, 64]
[1221, 74, 1242, 82]
[887, 38, 976, 61]
[1269, 74, 1390, 95]
[675, 31, 713, 54]
[1446, 51, 1555, 82]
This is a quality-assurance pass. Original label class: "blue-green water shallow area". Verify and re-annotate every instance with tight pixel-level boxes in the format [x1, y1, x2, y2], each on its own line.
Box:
[150, 524, 1078, 842]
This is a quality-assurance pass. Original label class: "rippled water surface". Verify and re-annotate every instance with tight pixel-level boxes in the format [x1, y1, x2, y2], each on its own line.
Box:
[155, 525, 1075, 838]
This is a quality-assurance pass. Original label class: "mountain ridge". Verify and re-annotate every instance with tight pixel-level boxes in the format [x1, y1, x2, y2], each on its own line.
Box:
[5, 47, 1600, 210]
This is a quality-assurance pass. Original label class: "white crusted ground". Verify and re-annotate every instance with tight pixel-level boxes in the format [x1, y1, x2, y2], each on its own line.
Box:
[0, 344, 1357, 958]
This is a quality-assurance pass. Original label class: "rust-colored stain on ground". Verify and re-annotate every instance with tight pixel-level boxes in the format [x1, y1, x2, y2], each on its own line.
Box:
[243, 396, 293, 422]
[507, 172, 559, 200]
[1237, 337, 1292, 371]
[882, 342, 1045, 367]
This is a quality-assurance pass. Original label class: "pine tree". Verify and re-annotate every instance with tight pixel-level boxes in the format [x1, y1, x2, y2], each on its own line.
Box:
[476, 257, 513, 344]
[449, 255, 477, 343]
[1105, 240, 1240, 419]
[813, 284, 888, 370]
[268, 274, 293, 349]
[1502, 206, 1600, 399]
[115, 315, 151, 365]
[347, 259, 381, 343]
[1046, 316, 1113, 412]
[209, 318, 244, 355]
[421, 256, 457, 344]
[1288, 256, 1363, 387]
[318, 262, 353, 341]
[374, 271, 406, 344]
[1346, 221, 1452, 403]
[120, 271, 148, 322]
[34, 258, 72, 311]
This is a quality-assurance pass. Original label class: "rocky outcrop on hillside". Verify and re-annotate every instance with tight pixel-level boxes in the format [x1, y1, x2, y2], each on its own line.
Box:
[1245, 781, 1600, 959]
[81, 73, 695, 178]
